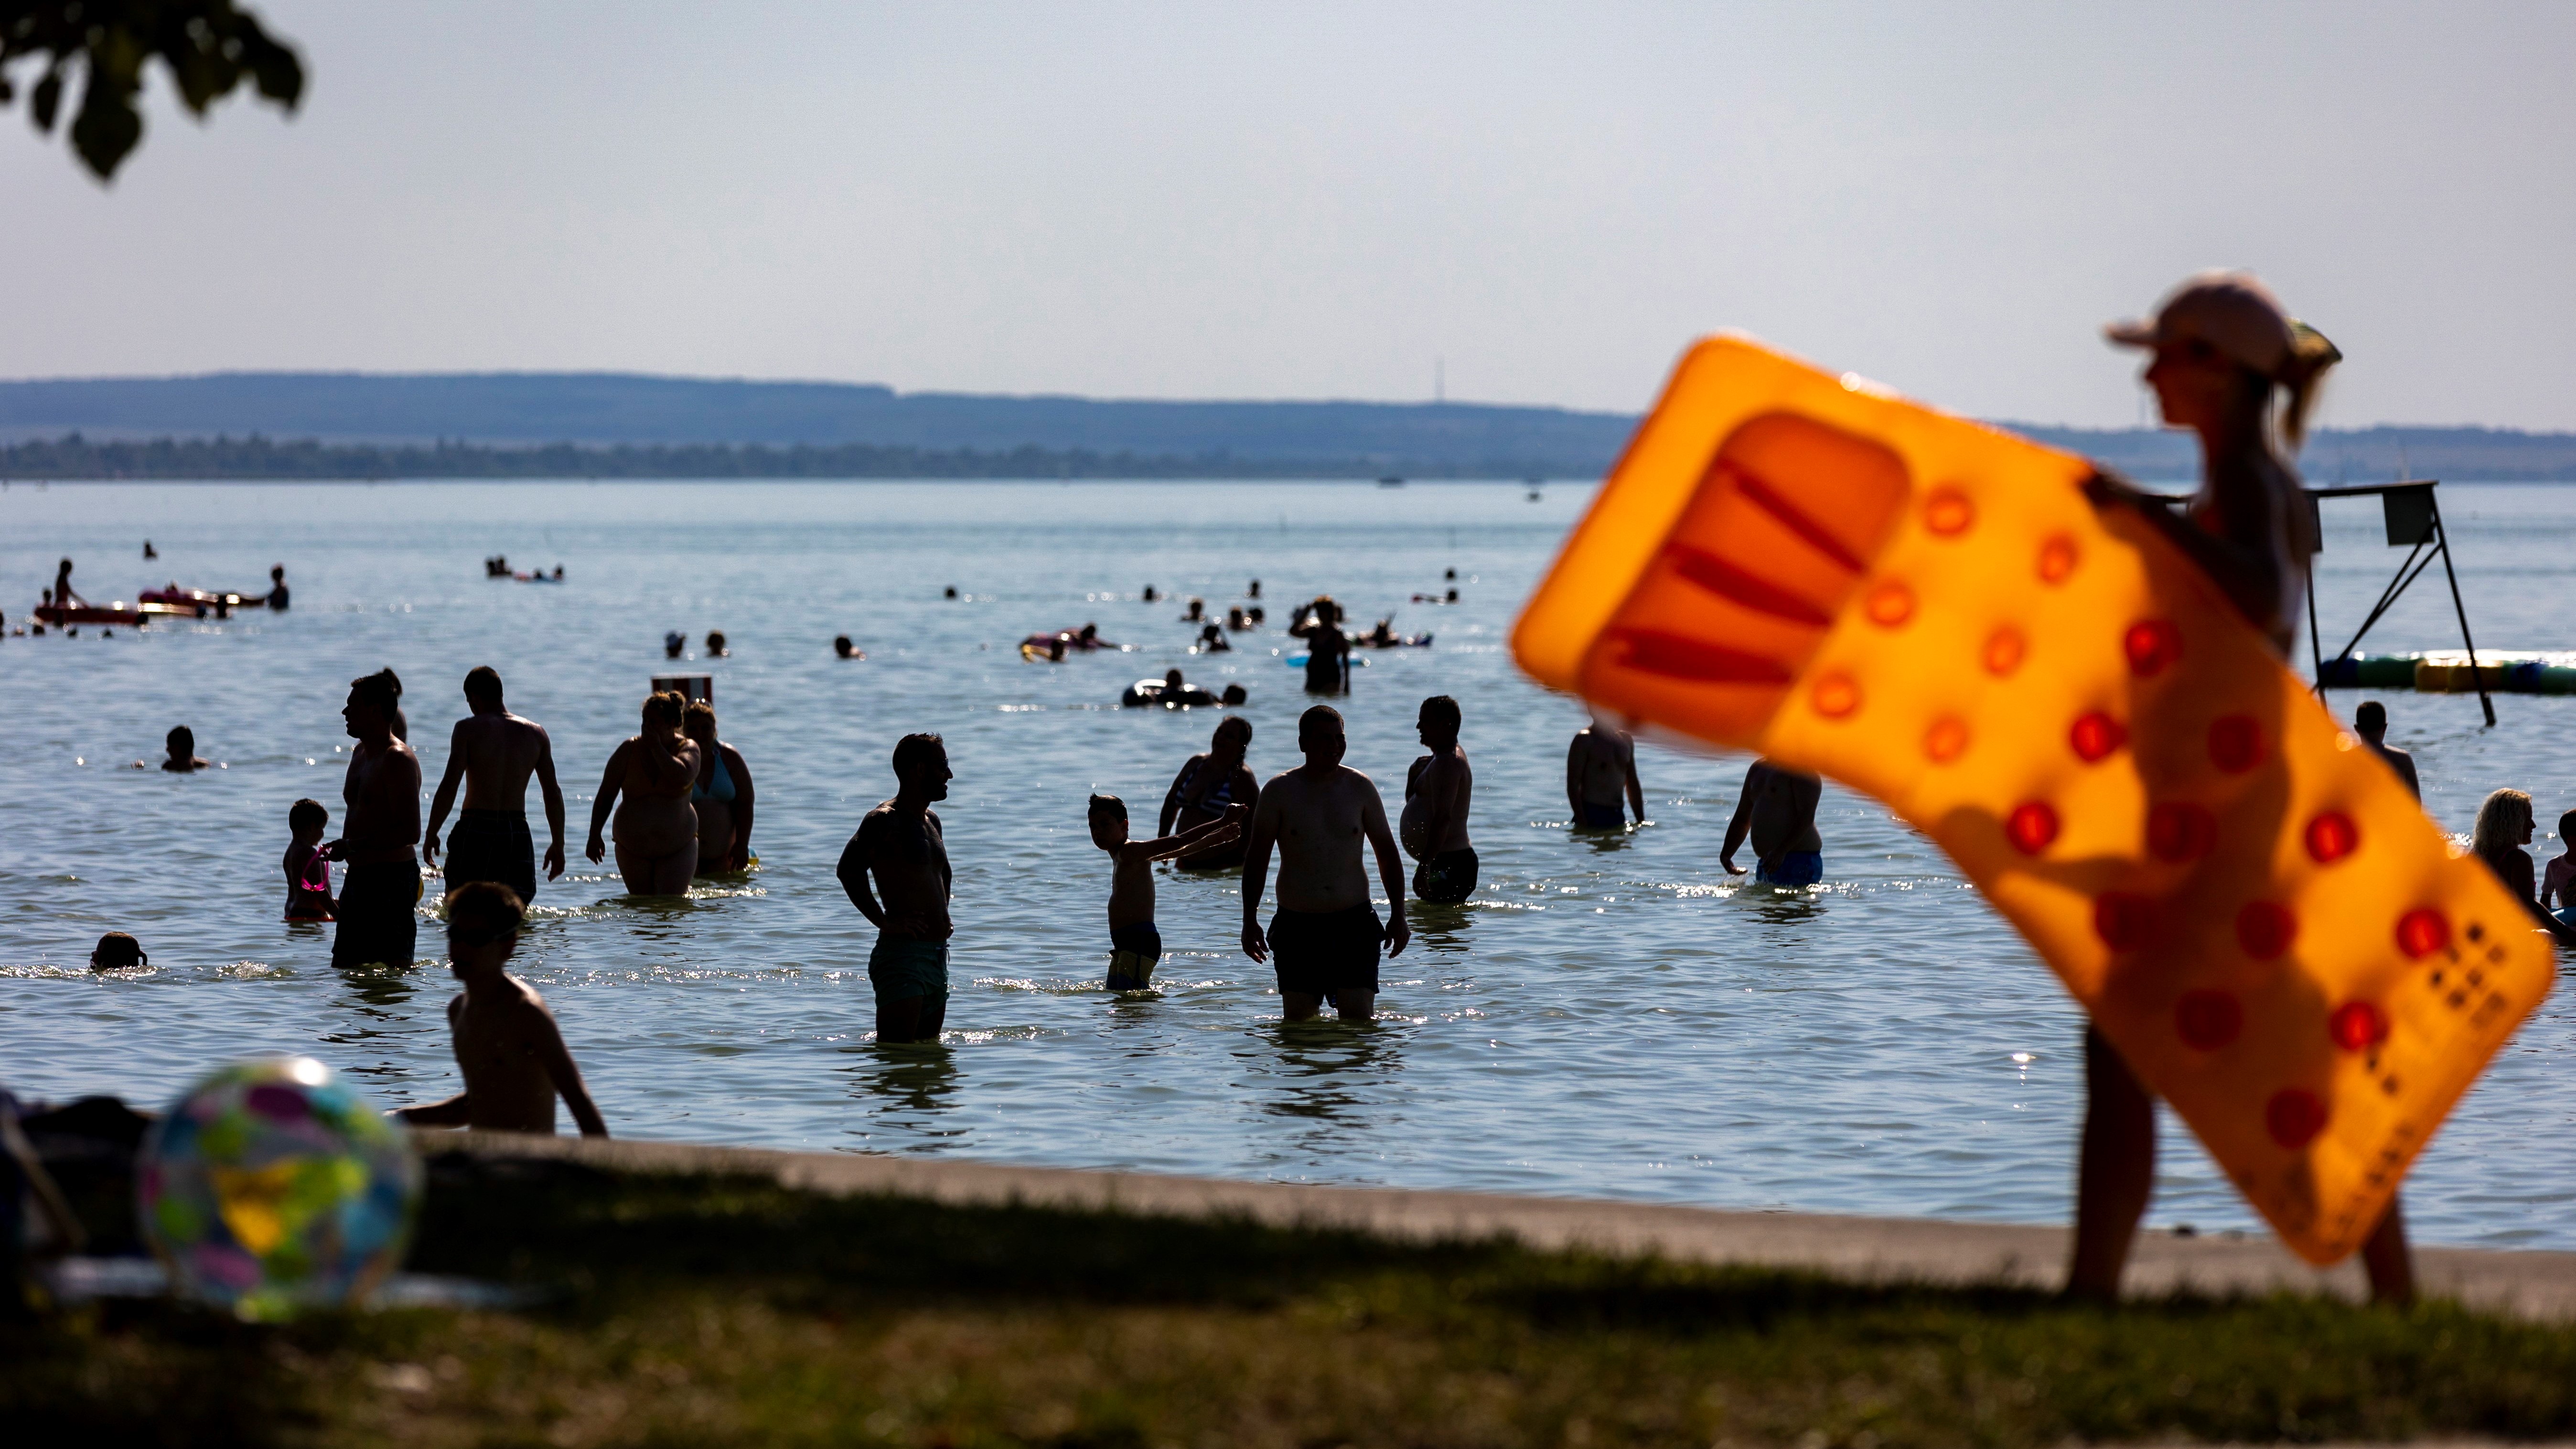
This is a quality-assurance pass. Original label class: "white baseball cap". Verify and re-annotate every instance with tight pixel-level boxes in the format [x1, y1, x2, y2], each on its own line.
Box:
[2106, 270, 2337, 379]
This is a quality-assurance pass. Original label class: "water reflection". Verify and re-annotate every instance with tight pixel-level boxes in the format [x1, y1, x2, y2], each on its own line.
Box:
[1741, 888, 1826, 926]
[844, 1043, 964, 1141]
[1580, 824, 1644, 855]
[1406, 899, 1477, 953]
[1244, 1019, 1403, 1132]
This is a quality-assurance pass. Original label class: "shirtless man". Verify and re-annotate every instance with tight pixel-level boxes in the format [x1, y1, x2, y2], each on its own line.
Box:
[1720, 758, 1823, 886]
[326, 668, 423, 970]
[838, 734, 955, 1044]
[145, 725, 211, 773]
[1403, 695, 1477, 904]
[423, 666, 566, 906]
[2354, 700, 2420, 800]
[1240, 705, 1409, 1022]
[394, 882, 608, 1137]
[1566, 711, 1645, 830]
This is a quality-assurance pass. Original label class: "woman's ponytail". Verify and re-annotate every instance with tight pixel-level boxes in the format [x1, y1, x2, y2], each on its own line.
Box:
[2274, 320, 2342, 450]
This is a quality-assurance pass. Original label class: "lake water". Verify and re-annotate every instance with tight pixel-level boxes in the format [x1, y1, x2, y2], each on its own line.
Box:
[2, 479, 2571, 1250]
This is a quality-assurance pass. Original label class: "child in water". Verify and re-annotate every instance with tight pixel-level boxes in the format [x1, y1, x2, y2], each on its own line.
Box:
[89, 932, 146, 971]
[284, 797, 336, 921]
[1087, 793, 1249, 991]
[394, 882, 609, 1137]
[2545, 810, 2576, 927]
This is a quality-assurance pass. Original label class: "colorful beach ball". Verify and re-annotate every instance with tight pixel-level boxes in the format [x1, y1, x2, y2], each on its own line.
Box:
[138, 1057, 422, 1320]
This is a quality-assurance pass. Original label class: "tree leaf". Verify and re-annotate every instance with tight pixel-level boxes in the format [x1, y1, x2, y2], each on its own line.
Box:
[69, 67, 143, 180]
[31, 65, 61, 132]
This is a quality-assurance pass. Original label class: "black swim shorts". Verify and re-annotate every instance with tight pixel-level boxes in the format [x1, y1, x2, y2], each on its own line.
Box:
[332, 858, 421, 970]
[445, 809, 537, 905]
[1269, 904, 1382, 1000]
[1412, 847, 1479, 904]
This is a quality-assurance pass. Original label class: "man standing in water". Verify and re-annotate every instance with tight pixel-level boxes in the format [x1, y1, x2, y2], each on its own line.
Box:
[1240, 705, 1408, 1021]
[1403, 695, 1477, 904]
[328, 668, 423, 970]
[838, 734, 955, 1044]
[2353, 700, 2421, 800]
[423, 666, 566, 907]
[1720, 758, 1823, 886]
[1566, 711, 1646, 830]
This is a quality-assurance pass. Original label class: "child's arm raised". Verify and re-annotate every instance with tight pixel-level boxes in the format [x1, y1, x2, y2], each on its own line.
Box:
[1126, 801, 1251, 863]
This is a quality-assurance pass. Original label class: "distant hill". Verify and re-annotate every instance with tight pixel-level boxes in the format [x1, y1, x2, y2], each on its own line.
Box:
[1, 371, 2572, 481]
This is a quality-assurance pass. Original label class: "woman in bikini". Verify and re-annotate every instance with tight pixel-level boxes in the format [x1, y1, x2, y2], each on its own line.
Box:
[584, 691, 703, 895]
[683, 700, 757, 876]
[2079, 271, 2414, 1301]
[1157, 714, 1260, 871]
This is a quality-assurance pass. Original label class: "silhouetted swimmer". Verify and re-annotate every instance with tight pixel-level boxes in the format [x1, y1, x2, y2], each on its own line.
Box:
[1293, 597, 1350, 695]
[264, 565, 289, 610]
[585, 691, 702, 895]
[1160, 714, 1260, 871]
[1567, 711, 1644, 830]
[1226, 605, 1250, 631]
[1240, 705, 1409, 1022]
[1221, 683, 1247, 706]
[284, 798, 335, 921]
[1246, 578, 1261, 599]
[664, 631, 686, 660]
[51, 558, 83, 610]
[1721, 759, 1821, 885]
[1143, 584, 1159, 602]
[1091, 793, 1248, 991]
[837, 734, 954, 1044]
[90, 932, 145, 971]
[423, 666, 566, 905]
[326, 668, 423, 971]
[684, 700, 756, 875]
[141, 725, 210, 772]
[1182, 597, 1205, 623]
[705, 630, 729, 658]
[393, 883, 608, 1137]
[2079, 270, 2411, 1303]
[944, 585, 959, 599]
[1198, 622, 1231, 652]
[834, 635, 865, 659]
[143, 541, 156, 559]
[2354, 700, 2418, 799]
[1403, 696, 1476, 903]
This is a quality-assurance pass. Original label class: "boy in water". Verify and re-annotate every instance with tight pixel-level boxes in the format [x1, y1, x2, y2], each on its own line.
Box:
[2545, 811, 2576, 925]
[1088, 794, 1248, 991]
[283, 798, 336, 921]
[139, 725, 210, 772]
[89, 932, 146, 971]
[394, 882, 608, 1137]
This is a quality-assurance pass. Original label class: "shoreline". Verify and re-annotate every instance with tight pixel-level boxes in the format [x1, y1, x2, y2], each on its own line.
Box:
[425, 1128, 2576, 1322]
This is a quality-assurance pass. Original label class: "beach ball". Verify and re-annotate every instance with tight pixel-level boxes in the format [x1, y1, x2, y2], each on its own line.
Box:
[138, 1056, 422, 1320]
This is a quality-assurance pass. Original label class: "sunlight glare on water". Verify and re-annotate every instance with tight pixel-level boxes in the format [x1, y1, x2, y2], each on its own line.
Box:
[0, 479, 2571, 1248]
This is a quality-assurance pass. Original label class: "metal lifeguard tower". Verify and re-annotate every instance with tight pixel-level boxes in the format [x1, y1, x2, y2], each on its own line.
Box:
[2304, 479, 2493, 726]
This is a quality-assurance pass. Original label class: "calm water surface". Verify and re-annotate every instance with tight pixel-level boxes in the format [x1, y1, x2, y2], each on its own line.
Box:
[2, 480, 2572, 1248]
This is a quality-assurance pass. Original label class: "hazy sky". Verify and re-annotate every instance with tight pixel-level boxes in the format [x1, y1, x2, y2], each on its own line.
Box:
[7, 1, 2573, 426]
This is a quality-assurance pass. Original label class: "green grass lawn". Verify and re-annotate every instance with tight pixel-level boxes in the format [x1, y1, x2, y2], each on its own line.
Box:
[9, 1147, 2576, 1447]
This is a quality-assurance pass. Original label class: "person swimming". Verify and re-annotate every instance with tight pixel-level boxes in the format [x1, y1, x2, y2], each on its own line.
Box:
[664, 631, 686, 659]
[1197, 622, 1232, 652]
[834, 635, 865, 659]
[585, 691, 703, 895]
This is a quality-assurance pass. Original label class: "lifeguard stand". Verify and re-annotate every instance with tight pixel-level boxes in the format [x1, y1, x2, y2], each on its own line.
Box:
[2305, 479, 2493, 726]
[652, 673, 712, 704]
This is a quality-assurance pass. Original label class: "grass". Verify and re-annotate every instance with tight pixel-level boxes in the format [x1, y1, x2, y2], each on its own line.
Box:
[7, 1148, 2576, 1447]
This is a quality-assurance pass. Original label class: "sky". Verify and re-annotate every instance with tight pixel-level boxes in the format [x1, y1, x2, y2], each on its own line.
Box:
[6, 1, 2574, 428]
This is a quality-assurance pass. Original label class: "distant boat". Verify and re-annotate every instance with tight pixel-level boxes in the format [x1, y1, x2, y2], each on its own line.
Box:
[1377, 476, 1405, 487]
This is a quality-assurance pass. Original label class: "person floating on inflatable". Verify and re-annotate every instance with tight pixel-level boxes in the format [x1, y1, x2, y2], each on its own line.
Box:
[1513, 271, 2554, 1295]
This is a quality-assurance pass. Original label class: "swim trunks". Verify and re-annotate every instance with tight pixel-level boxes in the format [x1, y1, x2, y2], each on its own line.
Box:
[445, 809, 537, 905]
[869, 936, 950, 1005]
[332, 858, 421, 970]
[1756, 851, 1823, 887]
[1578, 801, 1626, 830]
[1412, 847, 1480, 904]
[1269, 904, 1382, 1003]
[1107, 920, 1162, 991]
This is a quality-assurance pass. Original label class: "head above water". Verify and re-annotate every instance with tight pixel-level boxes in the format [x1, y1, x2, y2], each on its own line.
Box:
[1417, 694, 1461, 746]
[1298, 704, 1345, 764]
[2472, 788, 2535, 861]
[834, 635, 854, 658]
[463, 664, 504, 709]
[90, 931, 145, 970]
[641, 690, 686, 732]
[444, 880, 526, 958]
[2107, 270, 2340, 450]
[1087, 792, 1128, 848]
[1164, 668, 1185, 689]
[344, 667, 402, 737]
[1210, 714, 1252, 757]
[2354, 700, 2389, 740]
[892, 732, 950, 800]
[165, 724, 194, 757]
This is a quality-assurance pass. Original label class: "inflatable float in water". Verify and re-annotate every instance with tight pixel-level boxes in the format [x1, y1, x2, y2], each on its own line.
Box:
[1512, 335, 2552, 1265]
[1121, 678, 1220, 708]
